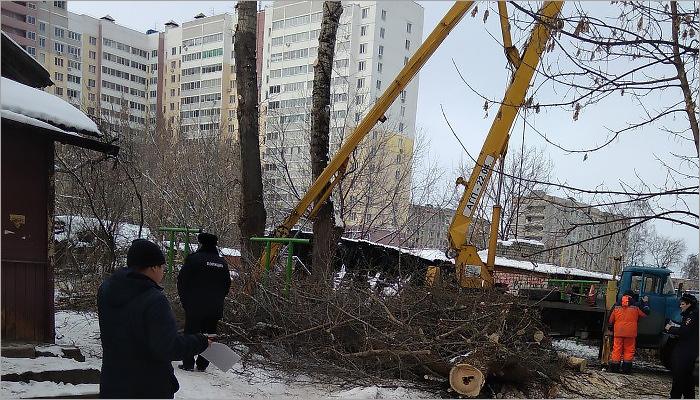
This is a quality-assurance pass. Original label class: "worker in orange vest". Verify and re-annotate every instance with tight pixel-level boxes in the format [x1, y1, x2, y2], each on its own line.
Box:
[608, 294, 650, 373]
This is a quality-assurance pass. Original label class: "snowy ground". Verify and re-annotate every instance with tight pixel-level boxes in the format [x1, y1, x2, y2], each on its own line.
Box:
[2, 310, 431, 399]
[552, 338, 600, 360]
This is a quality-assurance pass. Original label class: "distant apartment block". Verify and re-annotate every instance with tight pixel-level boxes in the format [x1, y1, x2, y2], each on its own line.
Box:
[2, 1, 243, 140]
[515, 191, 630, 273]
[259, 0, 424, 230]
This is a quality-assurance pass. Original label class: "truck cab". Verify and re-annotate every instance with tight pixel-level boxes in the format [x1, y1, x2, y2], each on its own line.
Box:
[616, 266, 682, 349]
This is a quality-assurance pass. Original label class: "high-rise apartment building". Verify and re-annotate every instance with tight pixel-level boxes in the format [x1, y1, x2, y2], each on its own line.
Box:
[3, 1, 241, 140]
[515, 191, 630, 273]
[259, 0, 424, 231]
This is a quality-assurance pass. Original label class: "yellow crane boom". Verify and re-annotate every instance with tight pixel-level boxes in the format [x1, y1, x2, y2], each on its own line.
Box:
[449, 1, 563, 288]
[253, 1, 564, 291]
[253, 1, 478, 282]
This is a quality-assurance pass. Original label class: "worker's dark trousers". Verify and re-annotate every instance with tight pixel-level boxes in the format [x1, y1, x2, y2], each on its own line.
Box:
[670, 352, 697, 399]
[182, 315, 219, 371]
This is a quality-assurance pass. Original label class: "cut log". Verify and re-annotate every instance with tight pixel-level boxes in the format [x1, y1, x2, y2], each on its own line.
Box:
[557, 352, 587, 372]
[449, 363, 485, 397]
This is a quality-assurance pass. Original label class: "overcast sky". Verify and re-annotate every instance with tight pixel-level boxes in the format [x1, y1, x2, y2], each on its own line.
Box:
[68, 1, 698, 261]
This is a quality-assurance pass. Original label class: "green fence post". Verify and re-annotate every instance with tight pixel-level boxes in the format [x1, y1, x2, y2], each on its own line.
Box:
[184, 227, 190, 259]
[263, 241, 271, 284]
[167, 232, 175, 273]
[285, 243, 294, 295]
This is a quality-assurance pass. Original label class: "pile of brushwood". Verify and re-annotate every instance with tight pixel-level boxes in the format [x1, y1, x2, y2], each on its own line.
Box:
[221, 276, 569, 398]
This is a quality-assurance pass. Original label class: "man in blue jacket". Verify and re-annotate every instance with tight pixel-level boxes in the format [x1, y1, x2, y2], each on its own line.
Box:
[98, 239, 209, 399]
[177, 232, 231, 372]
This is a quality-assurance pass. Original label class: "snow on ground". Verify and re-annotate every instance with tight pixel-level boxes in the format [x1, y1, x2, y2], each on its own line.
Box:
[1, 381, 99, 398]
[55, 310, 103, 359]
[2, 310, 430, 399]
[1, 356, 100, 375]
[552, 338, 600, 360]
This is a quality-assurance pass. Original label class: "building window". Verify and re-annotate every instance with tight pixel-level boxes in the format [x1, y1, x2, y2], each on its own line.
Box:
[68, 31, 81, 42]
[27, 47, 36, 56]
[355, 112, 361, 122]
[359, 43, 366, 54]
[405, 40, 410, 50]
[361, 8, 369, 19]
[407, 22, 412, 33]
[381, 10, 387, 20]
[55, 87, 63, 95]
[171, 47, 176, 56]
[27, 31, 36, 40]
[400, 106, 405, 117]
[28, 2, 36, 9]
[380, 27, 385, 39]
[54, 72, 63, 81]
[90, 36, 97, 45]
[89, 50, 96, 59]
[360, 26, 367, 36]
[399, 122, 404, 132]
[54, 57, 63, 67]
[26, 15, 35, 25]
[376, 80, 381, 90]
[377, 62, 382, 73]
[54, 1, 66, 10]
[38, 21, 45, 32]
[357, 78, 365, 88]
[404, 56, 409, 65]
[358, 61, 365, 71]
[355, 94, 363, 105]
[38, 36, 45, 48]
[171, 75, 176, 83]
[54, 43, 64, 53]
[54, 27, 64, 38]
[88, 79, 95, 87]
[378, 45, 384, 58]
[400, 90, 407, 102]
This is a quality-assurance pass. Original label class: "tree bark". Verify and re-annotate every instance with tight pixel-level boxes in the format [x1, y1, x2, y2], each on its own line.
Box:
[670, 1, 699, 156]
[235, 2, 267, 266]
[310, 1, 344, 284]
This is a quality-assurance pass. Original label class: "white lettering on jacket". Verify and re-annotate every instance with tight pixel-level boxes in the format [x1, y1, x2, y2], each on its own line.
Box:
[206, 261, 225, 268]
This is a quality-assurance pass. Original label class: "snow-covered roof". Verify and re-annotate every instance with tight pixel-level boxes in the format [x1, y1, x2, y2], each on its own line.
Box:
[54, 215, 152, 248]
[1, 109, 83, 137]
[1, 77, 100, 136]
[477, 249, 612, 280]
[499, 238, 545, 247]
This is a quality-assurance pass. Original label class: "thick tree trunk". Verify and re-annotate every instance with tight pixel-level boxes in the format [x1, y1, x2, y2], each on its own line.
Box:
[670, 1, 699, 156]
[310, 1, 344, 284]
[235, 2, 267, 267]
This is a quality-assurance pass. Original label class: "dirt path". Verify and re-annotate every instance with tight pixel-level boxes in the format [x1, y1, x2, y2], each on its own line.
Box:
[556, 363, 680, 399]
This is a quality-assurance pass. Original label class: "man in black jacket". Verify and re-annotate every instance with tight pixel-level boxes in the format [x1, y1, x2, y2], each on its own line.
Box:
[177, 232, 231, 371]
[98, 239, 209, 399]
[666, 292, 699, 398]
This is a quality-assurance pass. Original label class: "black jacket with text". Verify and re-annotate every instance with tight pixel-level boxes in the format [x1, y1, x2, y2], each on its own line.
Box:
[177, 247, 232, 319]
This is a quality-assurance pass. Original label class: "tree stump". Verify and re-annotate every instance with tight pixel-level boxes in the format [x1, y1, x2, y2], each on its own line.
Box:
[449, 363, 485, 397]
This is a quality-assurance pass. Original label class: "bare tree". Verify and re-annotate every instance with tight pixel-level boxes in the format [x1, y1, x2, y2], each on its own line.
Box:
[235, 1, 267, 265]
[648, 231, 687, 269]
[449, 3, 698, 265]
[682, 253, 699, 280]
[310, 1, 343, 283]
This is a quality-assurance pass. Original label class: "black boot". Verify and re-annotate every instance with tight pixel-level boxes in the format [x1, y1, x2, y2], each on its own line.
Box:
[620, 361, 632, 374]
[609, 362, 620, 373]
